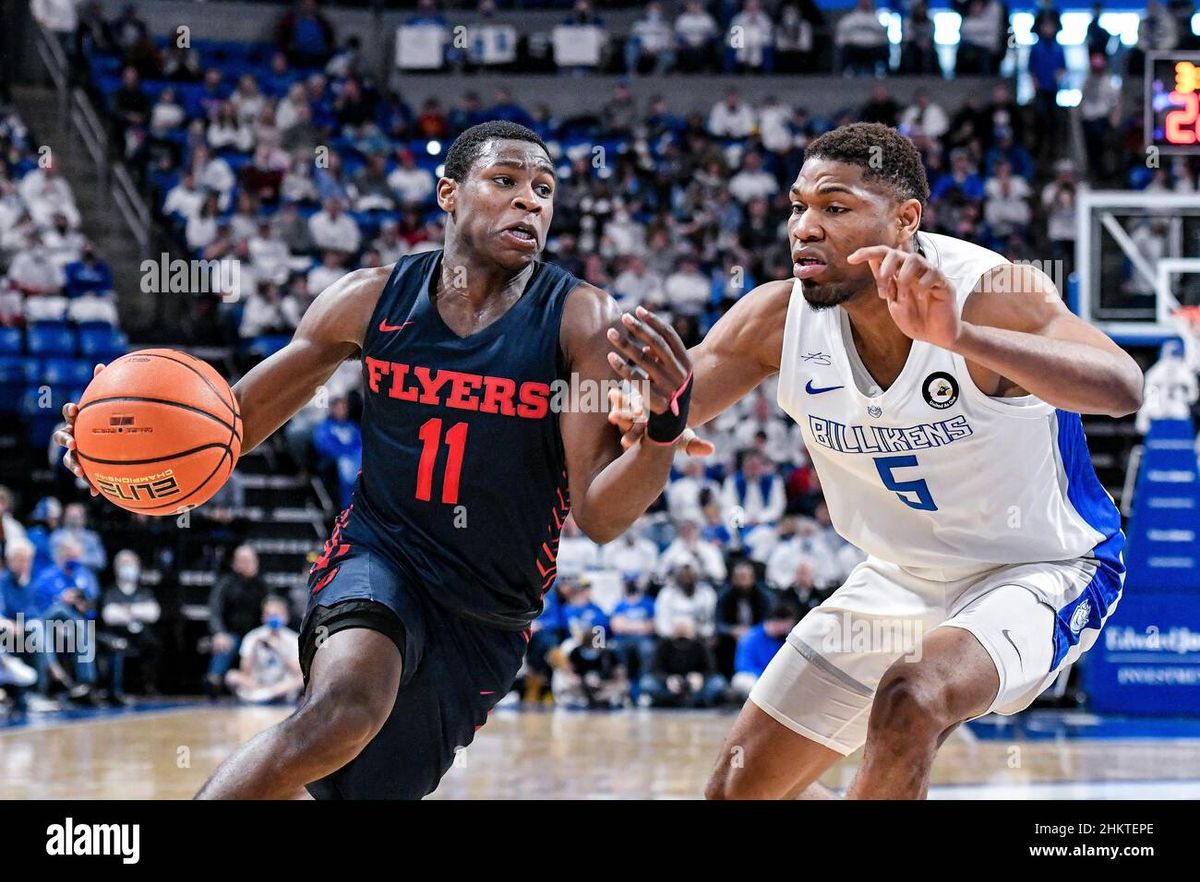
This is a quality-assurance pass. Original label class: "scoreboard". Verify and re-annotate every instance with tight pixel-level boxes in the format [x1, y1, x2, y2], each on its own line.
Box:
[1146, 52, 1200, 154]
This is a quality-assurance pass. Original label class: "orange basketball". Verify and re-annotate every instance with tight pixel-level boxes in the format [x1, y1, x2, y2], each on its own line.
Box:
[73, 349, 242, 515]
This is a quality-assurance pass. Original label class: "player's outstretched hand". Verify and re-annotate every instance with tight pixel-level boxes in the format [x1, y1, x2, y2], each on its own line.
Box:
[52, 363, 104, 496]
[847, 245, 960, 349]
[606, 387, 714, 455]
[606, 306, 693, 414]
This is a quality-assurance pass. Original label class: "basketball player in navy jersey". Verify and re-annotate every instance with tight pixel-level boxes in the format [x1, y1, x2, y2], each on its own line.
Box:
[56, 121, 695, 799]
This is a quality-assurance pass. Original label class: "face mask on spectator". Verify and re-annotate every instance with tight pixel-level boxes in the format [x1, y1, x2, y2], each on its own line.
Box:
[267, 615, 284, 630]
[117, 564, 139, 585]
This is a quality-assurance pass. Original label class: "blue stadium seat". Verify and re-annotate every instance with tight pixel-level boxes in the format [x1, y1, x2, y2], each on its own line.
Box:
[0, 327, 22, 354]
[20, 385, 72, 448]
[41, 358, 94, 388]
[26, 322, 76, 356]
[247, 334, 290, 359]
[77, 323, 128, 359]
[0, 356, 24, 414]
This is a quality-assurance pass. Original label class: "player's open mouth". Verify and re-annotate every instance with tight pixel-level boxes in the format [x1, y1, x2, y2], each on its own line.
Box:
[793, 257, 827, 280]
[502, 224, 539, 248]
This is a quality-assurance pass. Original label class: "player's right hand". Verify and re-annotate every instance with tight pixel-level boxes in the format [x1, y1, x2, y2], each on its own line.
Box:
[52, 363, 105, 497]
[606, 387, 714, 455]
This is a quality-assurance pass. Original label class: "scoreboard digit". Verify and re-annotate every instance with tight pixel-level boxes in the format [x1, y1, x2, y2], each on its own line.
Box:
[1146, 52, 1200, 154]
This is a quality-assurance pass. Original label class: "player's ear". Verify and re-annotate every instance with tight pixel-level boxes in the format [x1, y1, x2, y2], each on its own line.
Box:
[436, 177, 458, 214]
[895, 197, 922, 244]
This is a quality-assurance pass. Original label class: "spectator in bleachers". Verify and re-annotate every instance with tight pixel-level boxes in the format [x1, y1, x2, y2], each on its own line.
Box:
[240, 279, 296, 340]
[765, 516, 835, 588]
[627, 2, 676, 75]
[983, 157, 1032, 241]
[1080, 50, 1119, 178]
[308, 197, 360, 254]
[25, 496, 60, 573]
[553, 618, 628, 709]
[487, 88, 535, 130]
[730, 599, 800, 700]
[728, 151, 779, 205]
[707, 88, 756, 139]
[63, 242, 117, 324]
[675, 0, 720, 73]
[225, 595, 303, 705]
[307, 248, 348, 296]
[18, 159, 80, 229]
[205, 543, 268, 696]
[661, 515, 727, 583]
[860, 85, 900, 129]
[371, 219, 408, 265]
[161, 171, 204, 223]
[931, 148, 985, 203]
[667, 457, 720, 525]
[1029, 17, 1067, 160]
[42, 212, 82, 269]
[99, 549, 160, 700]
[33, 533, 99, 700]
[900, 89, 948, 142]
[642, 613, 726, 707]
[733, 394, 791, 463]
[663, 256, 711, 317]
[0, 487, 26, 556]
[956, 0, 1005, 75]
[715, 559, 772, 675]
[276, 0, 337, 68]
[609, 572, 657, 682]
[1133, 1, 1178, 75]
[655, 561, 718, 639]
[387, 148, 435, 209]
[8, 231, 66, 320]
[900, 0, 939, 75]
[162, 41, 203, 83]
[983, 126, 1034, 182]
[601, 519, 659, 583]
[984, 82, 1024, 151]
[612, 255, 663, 312]
[781, 558, 826, 614]
[347, 154, 393, 212]
[311, 395, 361, 510]
[728, 0, 774, 73]
[721, 449, 786, 529]
[51, 502, 106, 573]
[112, 65, 149, 138]
[188, 145, 235, 211]
[109, 3, 148, 56]
[835, 0, 889, 77]
[555, 513, 600, 578]
[185, 193, 221, 252]
[1042, 159, 1078, 279]
[31, 0, 81, 64]
[0, 538, 39, 629]
[208, 101, 254, 153]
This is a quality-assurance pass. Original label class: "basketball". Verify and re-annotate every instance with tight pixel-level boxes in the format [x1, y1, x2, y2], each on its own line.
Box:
[73, 349, 243, 515]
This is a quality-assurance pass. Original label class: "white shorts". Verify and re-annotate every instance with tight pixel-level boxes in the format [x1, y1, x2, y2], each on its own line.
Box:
[749, 555, 1123, 756]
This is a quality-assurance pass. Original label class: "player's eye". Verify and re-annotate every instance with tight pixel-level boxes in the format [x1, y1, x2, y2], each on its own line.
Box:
[493, 175, 513, 186]
[790, 204, 805, 215]
[536, 184, 553, 197]
[826, 205, 848, 214]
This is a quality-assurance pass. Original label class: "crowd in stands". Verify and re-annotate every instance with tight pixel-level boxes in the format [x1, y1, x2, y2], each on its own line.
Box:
[0, 479, 304, 715]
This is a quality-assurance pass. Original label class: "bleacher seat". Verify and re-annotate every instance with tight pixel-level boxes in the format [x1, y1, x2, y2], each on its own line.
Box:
[19, 385, 72, 448]
[0, 327, 22, 355]
[26, 322, 76, 356]
[0, 355, 25, 415]
[77, 323, 129, 359]
[41, 358, 94, 388]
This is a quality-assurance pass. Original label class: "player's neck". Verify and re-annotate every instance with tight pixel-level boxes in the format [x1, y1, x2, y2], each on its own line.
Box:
[438, 242, 534, 309]
[842, 292, 911, 363]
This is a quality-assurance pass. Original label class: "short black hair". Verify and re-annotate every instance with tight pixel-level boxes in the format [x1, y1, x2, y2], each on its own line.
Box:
[767, 600, 802, 622]
[804, 122, 930, 206]
[443, 120, 550, 182]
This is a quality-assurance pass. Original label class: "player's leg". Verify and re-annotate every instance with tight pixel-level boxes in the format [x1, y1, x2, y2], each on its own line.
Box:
[195, 626, 402, 799]
[705, 700, 845, 800]
[845, 625, 998, 799]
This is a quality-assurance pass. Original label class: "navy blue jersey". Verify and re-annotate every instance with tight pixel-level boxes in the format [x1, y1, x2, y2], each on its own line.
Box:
[316, 250, 582, 630]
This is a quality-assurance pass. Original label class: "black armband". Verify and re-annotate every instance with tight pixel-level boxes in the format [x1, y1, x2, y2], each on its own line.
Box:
[646, 373, 694, 446]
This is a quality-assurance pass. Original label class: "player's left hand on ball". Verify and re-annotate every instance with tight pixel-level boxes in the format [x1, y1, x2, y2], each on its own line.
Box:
[606, 306, 691, 414]
[52, 365, 104, 497]
[847, 245, 960, 349]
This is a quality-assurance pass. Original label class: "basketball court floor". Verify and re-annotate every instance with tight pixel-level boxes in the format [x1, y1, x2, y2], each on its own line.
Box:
[3, 702, 1200, 799]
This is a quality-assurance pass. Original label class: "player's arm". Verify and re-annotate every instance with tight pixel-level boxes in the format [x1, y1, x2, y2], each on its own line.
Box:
[559, 285, 689, 545]
[954, 264, 1143, 416]
[849, 247, 1143, 417]
[233, 266, 389, 453]
[687, 279, 790, 425]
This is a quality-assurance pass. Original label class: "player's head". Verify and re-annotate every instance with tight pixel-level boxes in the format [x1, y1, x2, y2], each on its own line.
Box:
[438, 120, 554, 271]
[789, 122, 928, 310]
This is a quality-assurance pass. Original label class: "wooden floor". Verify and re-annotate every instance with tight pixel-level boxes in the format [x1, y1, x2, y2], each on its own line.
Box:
[4, 703, 1200, 799]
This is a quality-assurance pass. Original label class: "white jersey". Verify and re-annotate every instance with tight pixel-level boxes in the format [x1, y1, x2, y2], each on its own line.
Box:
[777, 231, 1124, 584]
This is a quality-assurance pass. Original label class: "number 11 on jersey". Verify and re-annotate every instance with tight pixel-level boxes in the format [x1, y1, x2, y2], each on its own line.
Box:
[417, 418, 468, 504]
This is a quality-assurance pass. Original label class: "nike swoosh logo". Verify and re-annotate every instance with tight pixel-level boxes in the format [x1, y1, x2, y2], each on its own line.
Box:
[805, 380, 844, 395]
[1001, 629, 1023, 665]
[379, 320, 415, 333]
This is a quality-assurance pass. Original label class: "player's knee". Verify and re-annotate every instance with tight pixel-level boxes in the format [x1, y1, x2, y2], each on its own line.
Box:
[870, 667, 947, 742]
[704, 755, 771, 800]
[292, 682, 392, 757]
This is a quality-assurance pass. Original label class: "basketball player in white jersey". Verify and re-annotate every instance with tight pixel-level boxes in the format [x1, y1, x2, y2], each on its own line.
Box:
[608, 123, 1143, 799]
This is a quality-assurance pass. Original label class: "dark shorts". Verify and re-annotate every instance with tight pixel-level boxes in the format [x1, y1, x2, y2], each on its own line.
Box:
[298, 548, 529, 799]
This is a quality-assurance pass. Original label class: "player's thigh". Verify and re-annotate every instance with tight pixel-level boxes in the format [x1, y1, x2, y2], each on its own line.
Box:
[706, 699, 844, 800]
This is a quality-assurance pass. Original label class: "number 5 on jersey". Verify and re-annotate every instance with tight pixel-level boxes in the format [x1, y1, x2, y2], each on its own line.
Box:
[874, 455, 938, 512]
[416, 418, 468, 504]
